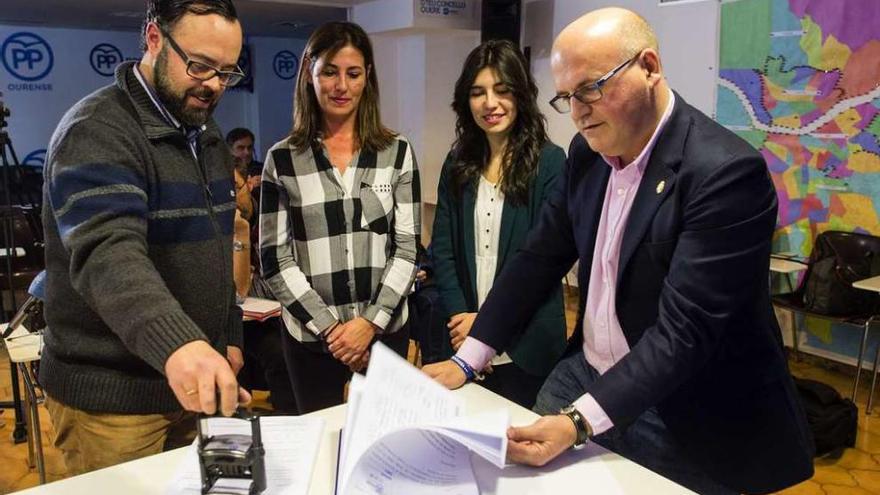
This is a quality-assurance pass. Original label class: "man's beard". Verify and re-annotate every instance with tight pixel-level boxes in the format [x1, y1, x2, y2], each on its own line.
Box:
[154, 47, 218, 127]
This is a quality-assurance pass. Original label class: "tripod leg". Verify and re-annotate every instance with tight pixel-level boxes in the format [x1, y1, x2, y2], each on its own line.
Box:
[8, 364, 28, 443]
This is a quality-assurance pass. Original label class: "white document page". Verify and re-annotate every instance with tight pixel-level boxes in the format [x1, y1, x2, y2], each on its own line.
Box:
[343, 428, 478, 495]
[167, 415, 325, 495]
[337, 342, 509, 495]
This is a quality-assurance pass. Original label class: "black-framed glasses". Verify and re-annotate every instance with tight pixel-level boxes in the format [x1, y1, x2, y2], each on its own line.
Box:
[548, 52, 641, 114]
[159, 26, 245, 87]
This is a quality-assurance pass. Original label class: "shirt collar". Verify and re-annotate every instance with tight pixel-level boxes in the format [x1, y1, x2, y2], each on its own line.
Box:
[601, 88, 676, 172]
[132, 64, 206, 139]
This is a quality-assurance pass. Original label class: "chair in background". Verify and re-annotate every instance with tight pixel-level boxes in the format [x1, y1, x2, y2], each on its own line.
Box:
[2, 271, 47, 483]
[771, 231, 880, 407]
[0, 205, 44, 296]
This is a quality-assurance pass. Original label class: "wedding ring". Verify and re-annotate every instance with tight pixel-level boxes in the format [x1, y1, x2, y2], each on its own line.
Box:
[185, 389, 198, 396]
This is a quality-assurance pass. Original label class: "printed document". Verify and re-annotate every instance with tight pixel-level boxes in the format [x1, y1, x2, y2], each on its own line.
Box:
[336, 342, 509, 495]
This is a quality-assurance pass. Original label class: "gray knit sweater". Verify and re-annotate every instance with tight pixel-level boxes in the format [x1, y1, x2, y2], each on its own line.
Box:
[40, 61, 242, 414]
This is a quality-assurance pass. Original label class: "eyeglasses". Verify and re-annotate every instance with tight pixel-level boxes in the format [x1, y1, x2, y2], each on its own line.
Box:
[548, 52, 641, 114]
[159, 26, 245, 87]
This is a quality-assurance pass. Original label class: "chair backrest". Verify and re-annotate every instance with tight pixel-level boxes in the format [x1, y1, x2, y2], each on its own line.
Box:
[818, 231, 880, 262]
[798, 230, 880, 317]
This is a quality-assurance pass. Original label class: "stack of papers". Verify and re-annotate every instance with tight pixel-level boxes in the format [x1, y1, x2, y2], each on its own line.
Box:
[336, 342, 509, 495]
[242, 297, 282, 321]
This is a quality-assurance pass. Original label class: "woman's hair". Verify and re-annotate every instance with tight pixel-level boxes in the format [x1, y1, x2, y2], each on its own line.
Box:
[289, 21, 395, 153]
[449, 39, 548, 206]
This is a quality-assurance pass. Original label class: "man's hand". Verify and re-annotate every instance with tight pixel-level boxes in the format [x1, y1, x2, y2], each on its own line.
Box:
[422, 360, 467, 389]
[448, 312, 477, 350]
[326, 317, 377, 365]
[507, 415, 578, 467]
[165, 340, 243, 416]
[226, 346, 245, 375]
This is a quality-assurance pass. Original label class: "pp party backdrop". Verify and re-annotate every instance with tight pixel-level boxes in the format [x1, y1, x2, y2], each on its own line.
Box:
[0, 24, 306, 169]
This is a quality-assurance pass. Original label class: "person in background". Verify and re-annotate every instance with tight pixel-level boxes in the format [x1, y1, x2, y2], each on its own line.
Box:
[232, 161, 253, 301]
[430, 40, 567, 409]
[231, 153, 298, 414]
[424, 8, 813, 493]
[40, 0, 249, 475]
[226, 127, 263, 194]
[260, 21, 420, 414]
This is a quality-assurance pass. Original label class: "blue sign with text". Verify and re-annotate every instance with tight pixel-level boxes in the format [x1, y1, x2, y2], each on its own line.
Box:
[89, 43, 124, 77]
[273, 50, 299, 80]
[2, 32, 54, 81]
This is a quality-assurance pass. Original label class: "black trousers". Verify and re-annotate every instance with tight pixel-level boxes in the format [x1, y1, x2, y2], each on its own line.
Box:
[239, 318, 298, 414]
[280, 324, 410, 415]
[478, 361, 546, 410]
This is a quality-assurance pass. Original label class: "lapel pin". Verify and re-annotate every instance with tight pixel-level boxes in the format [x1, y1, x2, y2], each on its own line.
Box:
[656, 180, 665, 194]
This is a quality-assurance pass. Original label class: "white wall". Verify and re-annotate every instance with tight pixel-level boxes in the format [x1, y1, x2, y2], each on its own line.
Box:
[0, 24, 308, 167]
[250, 36, 307, 156]
[353, 0, 480, 205]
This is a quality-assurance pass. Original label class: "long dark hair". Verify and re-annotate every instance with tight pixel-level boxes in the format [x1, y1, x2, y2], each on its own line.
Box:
[450, 40, 547, 206]
[289, 21, 395, 153]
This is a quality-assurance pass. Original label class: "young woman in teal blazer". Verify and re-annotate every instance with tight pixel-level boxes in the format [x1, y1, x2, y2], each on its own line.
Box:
[430, 40, 567, 408]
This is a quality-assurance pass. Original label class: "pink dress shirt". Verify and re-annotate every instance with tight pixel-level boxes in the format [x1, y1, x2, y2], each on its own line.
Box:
[459, 91, 675, 435]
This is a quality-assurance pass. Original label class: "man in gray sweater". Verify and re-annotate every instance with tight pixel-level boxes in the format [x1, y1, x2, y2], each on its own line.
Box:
[41, 0, 249, 475]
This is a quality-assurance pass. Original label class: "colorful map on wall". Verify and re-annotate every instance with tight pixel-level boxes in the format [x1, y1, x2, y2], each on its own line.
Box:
[716, 0, 880, 258]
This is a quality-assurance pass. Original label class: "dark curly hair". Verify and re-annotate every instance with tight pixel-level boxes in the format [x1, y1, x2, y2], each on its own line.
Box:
[449, 40, 548, 206]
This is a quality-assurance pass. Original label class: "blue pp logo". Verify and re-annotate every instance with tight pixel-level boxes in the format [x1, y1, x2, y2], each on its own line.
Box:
[23, 149, 46, 167]
[90, 43, 123, 76]
[2, 32, 54, 81]
[273, 50, 298, 80]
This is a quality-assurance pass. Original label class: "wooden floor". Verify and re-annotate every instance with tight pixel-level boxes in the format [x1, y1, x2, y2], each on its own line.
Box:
[1, 288, 879, 494]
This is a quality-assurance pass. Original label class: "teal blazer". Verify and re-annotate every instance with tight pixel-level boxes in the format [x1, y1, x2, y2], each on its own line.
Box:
[431, 142, 567, 377]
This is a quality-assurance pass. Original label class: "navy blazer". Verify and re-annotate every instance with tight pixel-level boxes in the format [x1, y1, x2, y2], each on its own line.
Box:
[469, 94, 814, 493]
[431, 142, 568, 376]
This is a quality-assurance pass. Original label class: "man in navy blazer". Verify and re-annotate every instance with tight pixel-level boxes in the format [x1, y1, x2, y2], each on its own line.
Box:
[424, 7, 814, 494]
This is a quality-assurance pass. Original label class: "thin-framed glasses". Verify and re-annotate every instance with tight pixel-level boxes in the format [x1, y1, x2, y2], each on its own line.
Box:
[548, 52, 641, 114]
[158, 26, 245, 87]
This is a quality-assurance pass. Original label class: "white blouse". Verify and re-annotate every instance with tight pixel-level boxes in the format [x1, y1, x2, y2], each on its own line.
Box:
[474, 175, 511, 365]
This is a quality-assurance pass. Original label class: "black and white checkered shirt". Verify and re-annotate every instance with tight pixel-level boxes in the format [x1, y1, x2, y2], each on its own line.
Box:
[259, 135, 420, 343]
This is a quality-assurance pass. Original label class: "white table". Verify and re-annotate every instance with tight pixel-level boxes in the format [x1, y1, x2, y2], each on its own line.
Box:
[769, 257, 807, 274]
[853, 276, 880, 413]
[769, 255, 807, 294]
[854, 275, 880, 293]
[11, 383, 693, 494]
[769, 255, 808, 361]
[2, 323, 45, 483]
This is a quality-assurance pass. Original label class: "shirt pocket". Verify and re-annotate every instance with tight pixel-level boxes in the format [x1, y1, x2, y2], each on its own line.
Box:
[360, 182, 394, 234]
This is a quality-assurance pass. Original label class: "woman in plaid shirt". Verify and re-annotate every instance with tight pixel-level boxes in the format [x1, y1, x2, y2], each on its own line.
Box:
[259, 21, 420, 414]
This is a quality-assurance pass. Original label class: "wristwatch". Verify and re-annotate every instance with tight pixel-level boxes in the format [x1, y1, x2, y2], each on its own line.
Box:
[559, 404, 592, 448]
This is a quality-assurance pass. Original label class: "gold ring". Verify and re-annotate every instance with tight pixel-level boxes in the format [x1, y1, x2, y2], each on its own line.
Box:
[185, 389, 198, 396]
